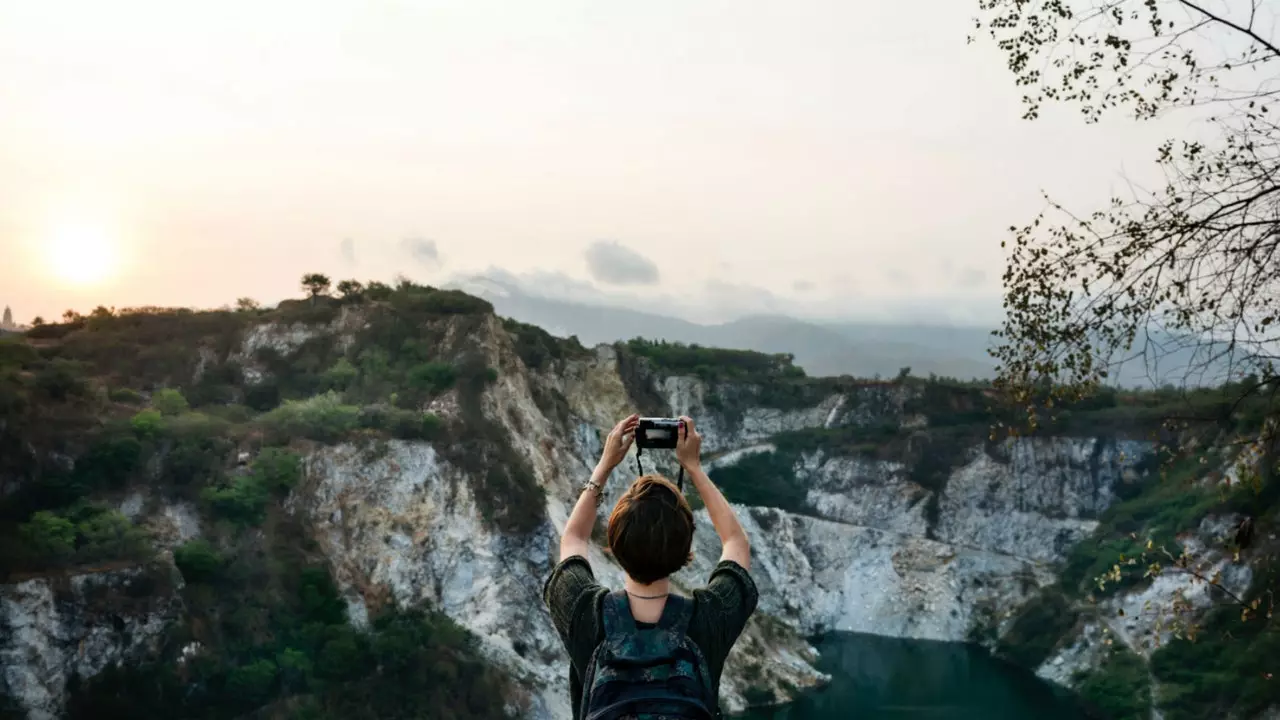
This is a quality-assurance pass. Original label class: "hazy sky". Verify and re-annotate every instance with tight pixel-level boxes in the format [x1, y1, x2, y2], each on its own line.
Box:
[1, 0, 1191, 326]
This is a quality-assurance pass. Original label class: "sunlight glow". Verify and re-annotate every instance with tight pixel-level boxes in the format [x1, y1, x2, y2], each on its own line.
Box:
[45, 223, 121, 286]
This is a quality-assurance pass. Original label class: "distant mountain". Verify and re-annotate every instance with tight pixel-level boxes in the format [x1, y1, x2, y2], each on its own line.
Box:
[447, 276, 999, 381]
[447, 274, 1259, 389]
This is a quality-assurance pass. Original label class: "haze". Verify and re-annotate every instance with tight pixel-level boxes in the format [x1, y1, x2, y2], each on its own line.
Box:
[1, 0, 1185, 326]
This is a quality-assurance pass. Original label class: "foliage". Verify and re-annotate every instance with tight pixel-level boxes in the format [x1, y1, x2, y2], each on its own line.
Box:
[502, 317, 589, 371]
[201, 449, 303, 526]
[623, 337, 806, 383]
[994, 587, 1078, 669]
[300, 273, 331, 298]
[406, 361, 457, 395]
[972, 1, 1280, 693]
[151, 388, 190, 416]
[335, 279, 364, 301]
[130, 409, 164, 438]
[1149, 561, 1280, 720]
[108, 387, 145, 404]
[173, 539, 224, 583]
[64, 529, 512, 720]
[257, 392, 360, 444]
[1072, 645, 1151, 720]
[707, 451, 808, 514]
[12, 504, 152, 570]
[321, 357, 358, 391]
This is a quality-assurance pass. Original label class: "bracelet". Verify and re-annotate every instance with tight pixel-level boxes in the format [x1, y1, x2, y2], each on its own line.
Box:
[580, 480, 604, 506]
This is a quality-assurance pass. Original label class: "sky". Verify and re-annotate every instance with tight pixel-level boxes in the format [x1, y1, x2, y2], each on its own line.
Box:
[0, 0, 1195, 326]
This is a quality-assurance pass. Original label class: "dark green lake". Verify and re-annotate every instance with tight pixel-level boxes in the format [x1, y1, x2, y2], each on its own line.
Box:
[743, 633, 1090, 720]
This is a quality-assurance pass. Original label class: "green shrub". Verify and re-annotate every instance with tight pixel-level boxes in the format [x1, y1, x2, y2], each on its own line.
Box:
[131, 409, 164, 438]
[202, 475, 271, 526]
[321, 357, 358, 390]
[406, 361, 457, 394]
[253, 448, 303, 493]
[226, 659, 278, 707]
[152, 388, 190, 416]
[1073, 646, 1151, 720]
[708, 451, 808, 513]
[258, 392, 359, 443]
[108, 387, 146, 404]
[18, 511, 76, 561]
[162, 436, 231, 487]
[73, 436, 143, 490]
[173, 540, 223, 582]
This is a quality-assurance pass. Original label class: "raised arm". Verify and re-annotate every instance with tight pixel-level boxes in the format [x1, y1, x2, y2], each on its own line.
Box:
[677, 416, 750, 570]
[560, 413, 638, 562]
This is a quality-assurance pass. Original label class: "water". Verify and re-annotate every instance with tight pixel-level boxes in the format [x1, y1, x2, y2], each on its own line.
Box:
[743, 633, 1090, 720]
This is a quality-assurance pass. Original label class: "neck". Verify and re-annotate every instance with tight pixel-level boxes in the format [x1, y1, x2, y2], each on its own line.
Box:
[623, 575, 670, 599]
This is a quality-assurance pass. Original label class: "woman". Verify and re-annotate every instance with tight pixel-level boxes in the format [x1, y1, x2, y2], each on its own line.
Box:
[542, 414, 756, 720]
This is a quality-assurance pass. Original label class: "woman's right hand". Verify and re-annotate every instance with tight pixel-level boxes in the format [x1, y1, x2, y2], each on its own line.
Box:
[676, 415, 702, 470]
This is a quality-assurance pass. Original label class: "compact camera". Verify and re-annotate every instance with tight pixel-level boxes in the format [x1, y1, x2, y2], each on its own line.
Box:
[635, 417, 682, 449]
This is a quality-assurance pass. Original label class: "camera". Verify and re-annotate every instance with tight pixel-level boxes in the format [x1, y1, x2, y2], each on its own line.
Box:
[635, 417, 682, 449]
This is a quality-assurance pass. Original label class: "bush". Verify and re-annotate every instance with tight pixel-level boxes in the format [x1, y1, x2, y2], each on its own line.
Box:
[73, 436, 143, 491]
[253, 448, 302, 493]
[152, 388, 190, 415]
[406, 361, 457, 395]
[173, 539, 223, 583]
[19, 511, 76, 561]
[108, 387, 146, 404]
[257, 392, 359, 443]
[131, 409, 164, 438]
[321, 357, 358, 390]
[202, 475, 271, 526]
[708, 451, 808, 513]
[357, 405, 443, 440]
[16, 505, 152, 568]
[1074, 646, 1151, 720]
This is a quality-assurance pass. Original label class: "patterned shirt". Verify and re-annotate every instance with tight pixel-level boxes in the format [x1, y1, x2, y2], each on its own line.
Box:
[541, 556, 759, 720]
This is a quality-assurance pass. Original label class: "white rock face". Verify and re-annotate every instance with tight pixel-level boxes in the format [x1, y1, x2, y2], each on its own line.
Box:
[0, 565, 181, 720]
[937, 437, 1149, 562]
[677, 507, 1051, 644]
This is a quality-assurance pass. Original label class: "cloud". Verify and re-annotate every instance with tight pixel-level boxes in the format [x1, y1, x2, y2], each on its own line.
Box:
[338, 237, 356, 266]
[402, 237, 440, 266]
[584, 240, 660, 285]
[793, 279, 815, 292]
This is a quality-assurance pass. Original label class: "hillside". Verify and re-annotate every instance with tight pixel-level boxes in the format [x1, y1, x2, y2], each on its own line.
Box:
[1, 281, 1276, 720]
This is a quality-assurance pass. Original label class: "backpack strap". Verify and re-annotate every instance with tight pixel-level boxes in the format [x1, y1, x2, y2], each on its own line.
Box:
[601, 589, 633, 637]
[656, 593, 693, 633]
[602, 590, 693, 635]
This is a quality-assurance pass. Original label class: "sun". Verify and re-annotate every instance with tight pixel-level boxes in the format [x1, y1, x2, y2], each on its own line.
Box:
[45, 224, 120, 286]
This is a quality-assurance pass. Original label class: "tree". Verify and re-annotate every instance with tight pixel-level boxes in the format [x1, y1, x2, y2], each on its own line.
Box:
[31, 316, 44, 327]
[972, 1, 1280, 411]
[336, 279, 365, 301]
[972, 0, 1280, 696]
[301, 273, 332, 299]
[236, 297, 261, 312]
[151, 388, 189, 416]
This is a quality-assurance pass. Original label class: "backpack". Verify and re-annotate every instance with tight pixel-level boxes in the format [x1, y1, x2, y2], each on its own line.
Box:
[580, 590, 717, 720]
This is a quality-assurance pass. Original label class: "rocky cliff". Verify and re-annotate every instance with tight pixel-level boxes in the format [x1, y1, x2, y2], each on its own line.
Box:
[0, 297, 1198, 719]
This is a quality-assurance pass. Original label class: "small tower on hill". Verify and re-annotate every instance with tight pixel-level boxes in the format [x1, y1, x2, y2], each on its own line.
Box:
[1, 306, 12, 330]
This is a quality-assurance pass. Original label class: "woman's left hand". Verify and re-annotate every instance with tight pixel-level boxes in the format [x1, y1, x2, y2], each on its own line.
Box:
[599, 414, 639, 472]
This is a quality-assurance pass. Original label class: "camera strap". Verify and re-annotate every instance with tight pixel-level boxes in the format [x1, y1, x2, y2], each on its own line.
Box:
[634, 445, 685, 491]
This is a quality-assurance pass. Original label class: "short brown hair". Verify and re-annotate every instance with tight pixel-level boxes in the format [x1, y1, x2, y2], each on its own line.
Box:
[607, 474, 694, 584]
